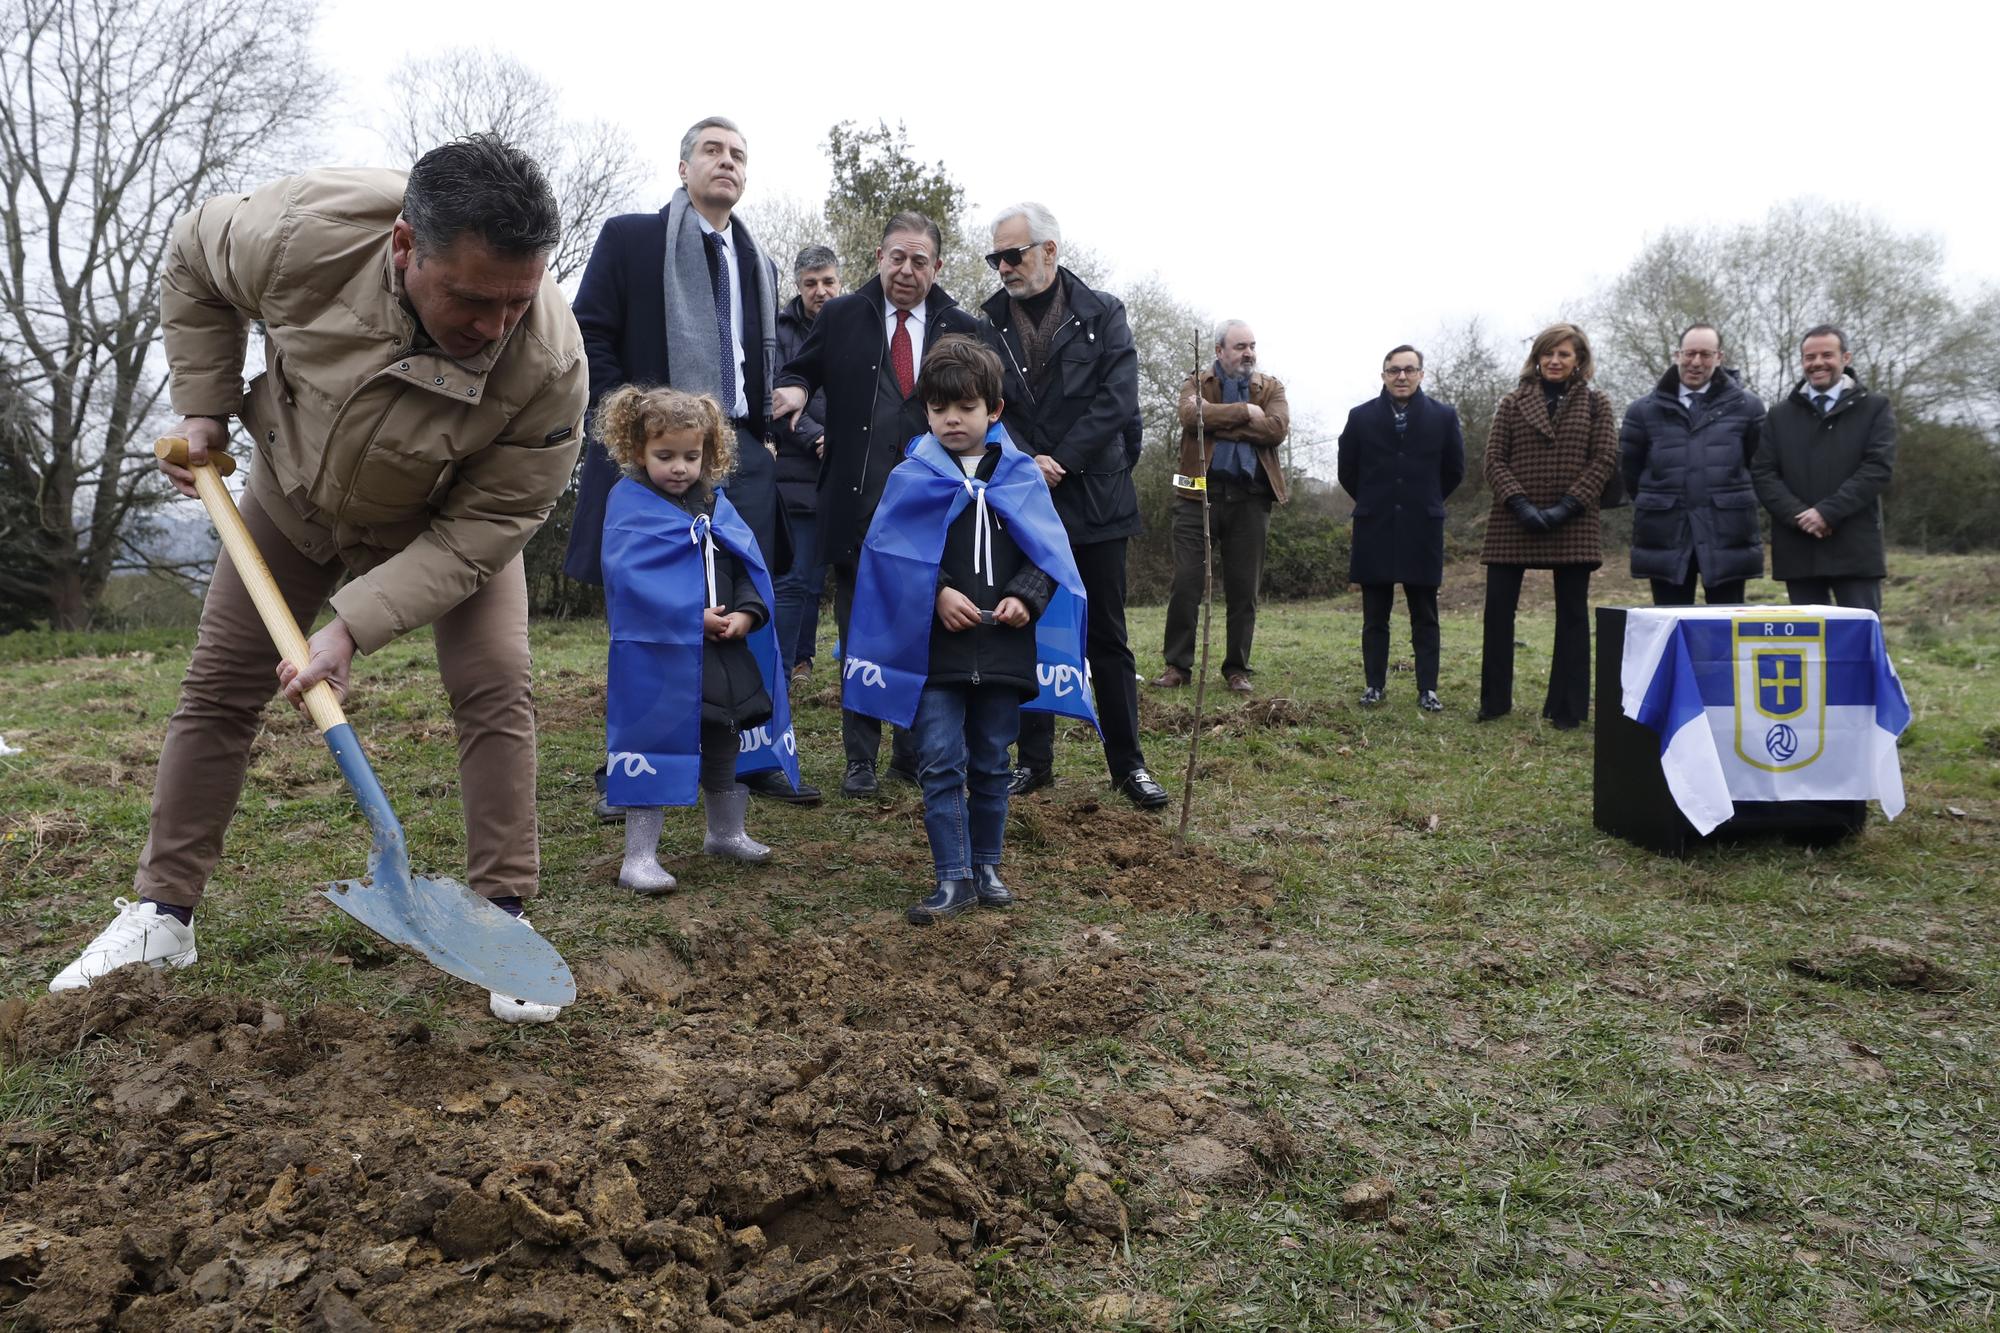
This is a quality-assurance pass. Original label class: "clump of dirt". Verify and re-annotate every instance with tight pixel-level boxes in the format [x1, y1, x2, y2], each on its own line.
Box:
[1787, 936, 1966, 992]
[1141, 692, 1312, 735]
[0, 913, 1209, 1332]
[1008, 794, 1252, 912]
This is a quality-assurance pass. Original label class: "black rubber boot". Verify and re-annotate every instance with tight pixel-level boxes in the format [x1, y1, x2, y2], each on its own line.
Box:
[906, 878, 977, 926]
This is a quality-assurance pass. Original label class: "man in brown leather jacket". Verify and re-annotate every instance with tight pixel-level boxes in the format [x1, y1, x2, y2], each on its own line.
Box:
[49, 136, 587, 1024]
[1153, 320, 1290, 694]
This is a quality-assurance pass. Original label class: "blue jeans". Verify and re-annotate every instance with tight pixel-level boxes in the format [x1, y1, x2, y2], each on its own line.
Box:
[912, 684, 1020, 880]
[772, 509, 827, 668]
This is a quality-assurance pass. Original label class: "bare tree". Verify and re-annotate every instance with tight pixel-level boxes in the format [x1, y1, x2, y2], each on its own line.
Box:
[385, 48, 645, 283]
[1423, 317, 1514, 541]
[1, 0, 333, 629]
[1586, 200, 2000, 426]
[740, 191, 836, 304]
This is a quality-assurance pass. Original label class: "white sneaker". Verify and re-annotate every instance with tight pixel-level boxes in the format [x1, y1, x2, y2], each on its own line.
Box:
[488, 914, 563, 1025]
[49, 898, 198, 993]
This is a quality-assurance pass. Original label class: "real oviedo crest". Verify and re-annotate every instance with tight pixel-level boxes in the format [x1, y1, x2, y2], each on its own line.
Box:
[1732, 617, 1825, 772]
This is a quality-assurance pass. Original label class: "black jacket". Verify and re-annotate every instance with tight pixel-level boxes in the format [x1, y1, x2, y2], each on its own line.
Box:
[1620, 366, 1767, 586]
[923, 447, 1056, 698]
[980, 270, 1142, 544]
[1336, 389, 1464, 587]
[771, 295, 827, 513]
[1752, 376, 1897, 580]
[562, 208, 787, 584]
[775, 276, 979, 566]
[642, 481, 773, 730]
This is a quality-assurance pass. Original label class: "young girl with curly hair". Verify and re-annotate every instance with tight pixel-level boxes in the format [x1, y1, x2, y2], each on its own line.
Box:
[595, 385, 788, 892]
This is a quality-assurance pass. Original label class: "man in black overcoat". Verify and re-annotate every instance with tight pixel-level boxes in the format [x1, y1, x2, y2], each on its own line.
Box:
[1751, 324, 1897, 614]
[563, 115, 813, 807]
[1336, 345, 1464, 710]
[978, 202, 1166, 810]
[772, 212, 979, 796]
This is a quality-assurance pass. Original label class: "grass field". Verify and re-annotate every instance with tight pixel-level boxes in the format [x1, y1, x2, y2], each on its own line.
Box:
[2, 555, 1995, 1331]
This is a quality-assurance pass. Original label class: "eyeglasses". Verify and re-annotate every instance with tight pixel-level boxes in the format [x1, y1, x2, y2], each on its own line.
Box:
[1383, 366, 1422, 378]
[984, 243, 1042, 270]
[882, 249, 934, 272]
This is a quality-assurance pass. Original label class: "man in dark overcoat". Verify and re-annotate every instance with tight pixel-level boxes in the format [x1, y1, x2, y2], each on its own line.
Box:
[1336, 345, 1464, 710]
[1154, 320, 1290, 696]
[1750, 324, 1897, 614]
[978, 201, 1166, 810]
[1620, 323, 1766, 605]
[563, 115, 810, 807]
[772, 212, 979, 796]
[770, 245, 841, 679]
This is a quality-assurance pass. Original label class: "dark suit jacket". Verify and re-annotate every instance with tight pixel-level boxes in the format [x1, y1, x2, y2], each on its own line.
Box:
[1752, 377, 1897, 581]
[561, 207, 787, 584]
[979, 269, 1142, 544]
[775, 275, 978, 567]
[1336, 389, 1464, 587]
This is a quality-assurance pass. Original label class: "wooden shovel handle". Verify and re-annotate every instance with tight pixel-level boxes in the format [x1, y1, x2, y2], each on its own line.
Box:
[156, 437, 349, 735]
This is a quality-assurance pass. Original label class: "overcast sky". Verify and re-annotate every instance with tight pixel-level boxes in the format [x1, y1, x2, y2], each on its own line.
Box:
[313, 0, 1996, 460]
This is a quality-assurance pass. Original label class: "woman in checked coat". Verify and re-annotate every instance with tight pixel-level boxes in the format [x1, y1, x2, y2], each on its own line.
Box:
[1478, 323, 1619, 729]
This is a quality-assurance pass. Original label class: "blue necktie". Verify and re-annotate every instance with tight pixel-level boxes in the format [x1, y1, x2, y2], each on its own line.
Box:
[704, 231, 737, 417]
[1813, 392, 1832, 417]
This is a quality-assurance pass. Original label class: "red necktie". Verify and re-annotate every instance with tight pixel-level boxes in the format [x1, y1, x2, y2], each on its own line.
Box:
[891, 309, 915, 398]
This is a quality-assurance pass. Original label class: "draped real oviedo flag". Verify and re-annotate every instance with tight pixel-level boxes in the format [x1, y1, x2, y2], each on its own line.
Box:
[602, 478, 800, 807]
[842, 428, 1099, 734]
[1619, 605, 1909, 835]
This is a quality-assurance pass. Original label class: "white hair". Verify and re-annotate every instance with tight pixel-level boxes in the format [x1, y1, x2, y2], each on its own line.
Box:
[1214, 319, 1251, 348]
[991, 201, 1061, 247]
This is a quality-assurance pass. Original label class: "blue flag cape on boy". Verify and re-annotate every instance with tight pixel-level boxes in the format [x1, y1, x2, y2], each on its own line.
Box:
[602, 478, 800, 808]
[843, 427, 1099, 734]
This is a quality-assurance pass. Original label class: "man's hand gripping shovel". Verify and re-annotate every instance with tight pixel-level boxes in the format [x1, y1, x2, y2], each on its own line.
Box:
[156, 437, 576, 1009]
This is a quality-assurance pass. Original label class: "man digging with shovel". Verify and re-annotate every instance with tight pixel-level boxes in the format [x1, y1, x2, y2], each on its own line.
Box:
[49, 136, 588, 1024]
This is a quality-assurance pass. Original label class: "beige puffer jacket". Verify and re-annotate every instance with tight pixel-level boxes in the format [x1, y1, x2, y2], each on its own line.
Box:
[161, 168, 586, 652]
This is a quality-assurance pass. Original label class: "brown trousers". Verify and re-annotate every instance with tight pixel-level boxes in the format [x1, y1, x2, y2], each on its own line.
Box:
[133, 492, 539, 906]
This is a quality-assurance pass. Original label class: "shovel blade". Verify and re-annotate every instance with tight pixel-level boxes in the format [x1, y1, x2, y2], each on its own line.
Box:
[318, 722, 575, 1008]
[321, 873, 577, 1008]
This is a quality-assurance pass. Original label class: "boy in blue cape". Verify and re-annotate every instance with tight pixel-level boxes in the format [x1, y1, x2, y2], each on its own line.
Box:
[597, 386, 800, 893]
[845, 335, 1096, 923]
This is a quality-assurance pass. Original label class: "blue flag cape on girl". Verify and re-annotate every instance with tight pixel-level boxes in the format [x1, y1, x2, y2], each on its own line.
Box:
[603, 478, 800, 807]
[843, 428, 1099, 734]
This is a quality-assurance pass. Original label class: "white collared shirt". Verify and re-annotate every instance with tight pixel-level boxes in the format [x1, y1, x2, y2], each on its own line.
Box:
[694, 211, 748, 414]
[1809, 378, 1849, 411]
[884, 297, 927, 370]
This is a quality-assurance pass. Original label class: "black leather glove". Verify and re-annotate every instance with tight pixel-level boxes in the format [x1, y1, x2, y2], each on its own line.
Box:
[1541, 495, 1585, 528]
[1507, 494, 1551, 534]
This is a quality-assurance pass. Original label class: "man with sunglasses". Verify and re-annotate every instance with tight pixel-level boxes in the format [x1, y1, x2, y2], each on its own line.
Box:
[773, 212, 981, 796]
[978, 203, 1166, 811]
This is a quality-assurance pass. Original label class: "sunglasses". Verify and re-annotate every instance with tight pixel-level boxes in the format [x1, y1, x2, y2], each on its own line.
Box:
[984, 242, 1043, 270]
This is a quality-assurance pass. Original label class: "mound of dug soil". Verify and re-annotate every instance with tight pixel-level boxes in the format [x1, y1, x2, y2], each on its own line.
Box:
[0, 914, 1183, 1332]
[1008, 795, 1247, 914]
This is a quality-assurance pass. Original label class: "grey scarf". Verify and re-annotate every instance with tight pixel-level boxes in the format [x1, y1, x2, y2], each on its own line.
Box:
[661, 187, 778, 420]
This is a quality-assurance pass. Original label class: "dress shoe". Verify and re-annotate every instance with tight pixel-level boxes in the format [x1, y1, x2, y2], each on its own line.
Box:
[745, 768, 823, 805]
[841, 762, 878, 796]
[907, 877, 978, 925]
[1225, 672, 1253, 695]
[1008, 765, 1054, 796]
[1150, 665, 1190, 688]
[1358, 687, 1385, 706]
[883, 761, 920, 786]
[1115, 768, 1170, 810]
[790, 660, 812, 684]
[1418, 690, 1443, 712]
[1548, 715, 1582, 732]
[973, 864, 1013, 908]
[594, 794, 627, 822]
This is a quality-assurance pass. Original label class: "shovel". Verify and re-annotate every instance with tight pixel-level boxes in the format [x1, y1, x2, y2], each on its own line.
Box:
[156, 437, 576, 1008]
